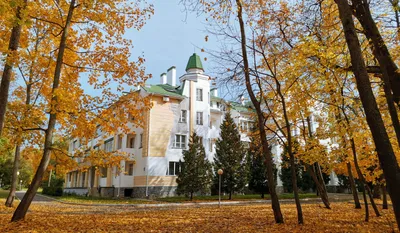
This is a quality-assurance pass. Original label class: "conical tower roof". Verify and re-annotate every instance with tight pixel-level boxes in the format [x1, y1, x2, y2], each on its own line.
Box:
[185, 53, 204, 71]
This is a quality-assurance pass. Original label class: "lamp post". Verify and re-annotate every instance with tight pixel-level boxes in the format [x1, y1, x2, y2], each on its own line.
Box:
[17, 171, 20, 191]
[217, 169, 223, 208]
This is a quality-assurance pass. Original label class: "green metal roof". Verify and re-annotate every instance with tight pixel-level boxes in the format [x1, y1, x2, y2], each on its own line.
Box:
[229, 101, 254, 113]
[142, 84, 184, 98]
[211, 96, 223, 102]
[185, 53, 204, 71]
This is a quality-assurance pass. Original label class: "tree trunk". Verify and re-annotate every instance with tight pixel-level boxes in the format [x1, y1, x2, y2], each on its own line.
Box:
[229, 191, 232, 200]
[372, 185, 381, 199]
[315, 163, 328, 195]
[346, 162, 361, 209]
[364, 183, 381, 217]
[306, 164, 331, 209]
[261, 192, 264, 199]
[235, 0, 283, 224]
[11, 0, 76, 222]
[0, 0, 27, 136]
[306, 116, 330, 209]
[335, 0, 400, 229]
[350, 138, 381, 217]
[289, 153, 304, 224]
[5, 145, 21, 207]
[382, 184, 388, 209]
[5, 39, 34, 208]
[351, 0, 400, 108]
[362, 186, 369, 222]
[190, 192, 193, 201]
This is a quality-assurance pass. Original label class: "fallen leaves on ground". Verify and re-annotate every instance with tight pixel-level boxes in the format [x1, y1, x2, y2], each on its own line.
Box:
[0, 199, 397, 232]
[55, 196, 157, 205]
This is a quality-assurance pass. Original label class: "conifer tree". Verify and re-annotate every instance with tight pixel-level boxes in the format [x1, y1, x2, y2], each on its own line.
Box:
[280, 142, 300, 193]
[214, 111, 247, 200]
[280, 149, 299, 193]
[176, 132, 212, 201]
[247, 133, 277, 198]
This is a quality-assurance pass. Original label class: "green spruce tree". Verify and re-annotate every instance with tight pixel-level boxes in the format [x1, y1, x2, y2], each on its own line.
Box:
[214, 111, 247, 200]
[298, 165, 315, 192]
[176, 132, 212, 201]
[280, 141, 301, 193]
[247, 133, 277, 198]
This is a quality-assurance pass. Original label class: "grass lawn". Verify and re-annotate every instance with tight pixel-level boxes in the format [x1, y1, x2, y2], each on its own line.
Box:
[0, 198, 396, 232]
[0, 189, 9, 199]
[156, 193, 318, 203]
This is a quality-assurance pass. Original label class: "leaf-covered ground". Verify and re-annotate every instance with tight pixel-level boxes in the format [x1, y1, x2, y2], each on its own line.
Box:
[0, 199, 397, 232]
[44, 193, 318, 204]
[53, 195, 157, 205]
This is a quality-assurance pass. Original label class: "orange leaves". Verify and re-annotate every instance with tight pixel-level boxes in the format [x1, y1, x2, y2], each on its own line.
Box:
[0, 201, 396, 232]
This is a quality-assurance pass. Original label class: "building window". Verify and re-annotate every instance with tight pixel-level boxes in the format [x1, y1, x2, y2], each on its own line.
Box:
[125, 161, 134, 176]
[173, 135, 186, 149]
[117, 135, 123, 150]
[68, 173, 71, 182]
[96, 125, 102, 138]
[179, 110, 187, 123]
[104, 138, 114, 152]
[198, 136, 203, 145]
[196, 112, 203, 125]
[168, 161, 182, 176]
[240, 121, 250, 132]
[196, 88, 203, 101]
[73, 140, 79, 150]
[127, 134, 135, 148]
[217, 102, 220, 109]
[139, 134, 143, 149]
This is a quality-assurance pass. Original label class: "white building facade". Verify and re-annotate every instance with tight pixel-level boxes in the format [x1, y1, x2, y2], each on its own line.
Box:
[65, 53, 338, 197]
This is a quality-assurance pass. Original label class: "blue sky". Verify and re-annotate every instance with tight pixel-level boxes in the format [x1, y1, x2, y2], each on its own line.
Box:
[128, 0, 217, 86]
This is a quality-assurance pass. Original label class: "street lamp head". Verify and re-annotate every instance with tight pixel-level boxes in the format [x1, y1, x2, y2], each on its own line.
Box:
[217, 169, 223, 175]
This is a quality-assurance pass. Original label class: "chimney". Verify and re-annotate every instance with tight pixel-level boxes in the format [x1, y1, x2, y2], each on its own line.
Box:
[211, 88, 218, 97]
[167, 66, 176, 86]
[239, 94, 245, 106]
[160, 73, 167, 84]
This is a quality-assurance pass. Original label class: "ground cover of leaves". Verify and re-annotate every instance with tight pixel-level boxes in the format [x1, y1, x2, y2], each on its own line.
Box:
[54, 195, 157, 205]
[0, 200, 397, 232]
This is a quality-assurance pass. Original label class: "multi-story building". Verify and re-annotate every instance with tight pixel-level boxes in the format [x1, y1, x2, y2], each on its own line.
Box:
[65, 53, 340, 197]
[64, 53, 255, 197]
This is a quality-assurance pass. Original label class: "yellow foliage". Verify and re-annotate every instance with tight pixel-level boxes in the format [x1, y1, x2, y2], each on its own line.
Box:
[0, 201, 396, 232]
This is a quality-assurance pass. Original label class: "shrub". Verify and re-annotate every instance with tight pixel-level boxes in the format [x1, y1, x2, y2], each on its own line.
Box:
[42, 177, 64, 196]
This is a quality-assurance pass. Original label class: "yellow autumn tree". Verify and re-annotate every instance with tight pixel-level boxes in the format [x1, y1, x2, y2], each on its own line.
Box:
[5, 0, 154, 221]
